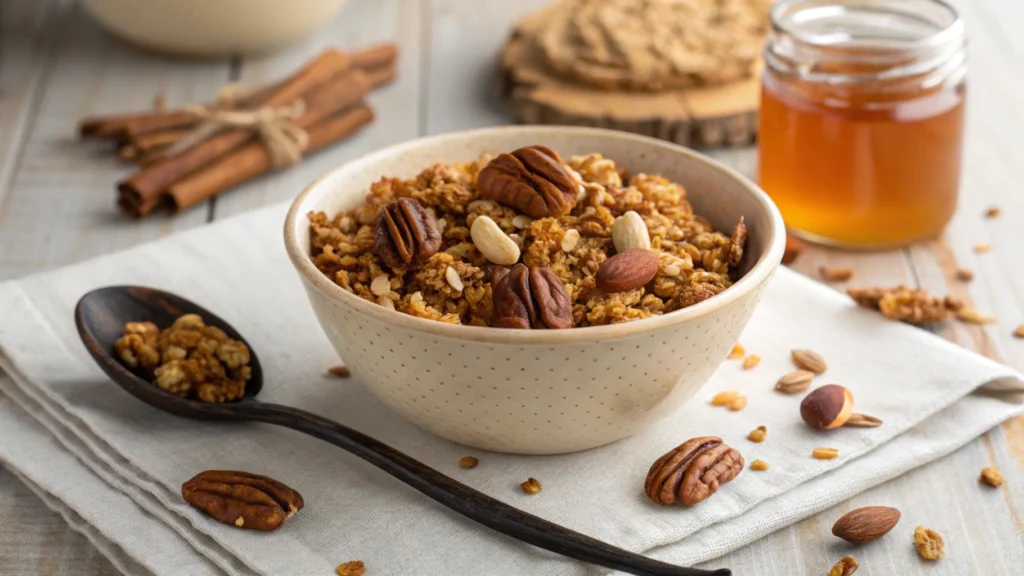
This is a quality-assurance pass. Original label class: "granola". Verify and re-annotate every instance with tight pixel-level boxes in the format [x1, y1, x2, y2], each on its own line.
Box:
[309, 150, 746, 328]
[113, 314, 251, 402]
[847, 286, 962, 324]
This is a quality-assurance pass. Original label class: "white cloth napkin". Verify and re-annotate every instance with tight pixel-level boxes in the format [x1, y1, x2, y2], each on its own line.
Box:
[1, 202, 1021, 576]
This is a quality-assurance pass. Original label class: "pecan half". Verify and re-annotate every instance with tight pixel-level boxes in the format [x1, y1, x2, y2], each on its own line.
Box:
[477, 145, 579, 218]
[645, 437, 744, 506]
[373, 198, 442, 270]
[492, 263, 572, 329]
[181, 470, 304, 531]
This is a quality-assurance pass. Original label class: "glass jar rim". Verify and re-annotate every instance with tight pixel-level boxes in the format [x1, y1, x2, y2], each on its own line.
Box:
[765, 0, 967, 86]
[769, 0, 964, 51]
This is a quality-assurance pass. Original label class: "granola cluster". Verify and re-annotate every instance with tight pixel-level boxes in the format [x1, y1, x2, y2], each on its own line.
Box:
[309, 151, 746, 328]
[113, 314, 251, 402]
[847, 286, 963, 324]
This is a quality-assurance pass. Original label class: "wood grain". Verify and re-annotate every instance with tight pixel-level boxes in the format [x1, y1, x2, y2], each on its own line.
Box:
[211, 0, 424, 219]
[1, 0, 1023, 573]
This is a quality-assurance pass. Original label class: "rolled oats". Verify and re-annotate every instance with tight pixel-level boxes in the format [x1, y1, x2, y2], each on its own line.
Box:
[914, 526, 944, 560]
[741, 354, 761, 370]
[979, 466, 1004, 487]
[521, 477, 542, 495]
[445, 266, 464, 292]
[328, 365, 351, 378]
[336, 561, 366, 576]
[711, 391, 740, 406]
[370, 274, 391, 296]
[747, 426, 766, 443]
[749, 459, 769, 472]
[560, 228, 581, 252]
[512, 214, 534, 229]
[812, 447, 839, 460]
[727, 343, 745, 360]
[974, 243, 991, 253]
[308, 150, 746, 328]
[459, 456, 479, 469]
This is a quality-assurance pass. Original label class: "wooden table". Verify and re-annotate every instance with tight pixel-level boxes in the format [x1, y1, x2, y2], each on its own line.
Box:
[2, 0, 1022, 573]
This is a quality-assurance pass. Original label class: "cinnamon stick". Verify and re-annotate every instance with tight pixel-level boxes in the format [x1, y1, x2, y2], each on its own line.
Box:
[130, 129, 187, 153]
[365, 63, 398, 89]
[80, 110, 198, 141]
[122, 69, 372, 217]
[167, 104, 374, 212]
[347, 43, 398, 71]
[117, 48, 350, 216]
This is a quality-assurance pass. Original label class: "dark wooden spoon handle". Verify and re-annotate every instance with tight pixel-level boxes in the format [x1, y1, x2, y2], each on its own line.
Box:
[242, 402, 729, 576]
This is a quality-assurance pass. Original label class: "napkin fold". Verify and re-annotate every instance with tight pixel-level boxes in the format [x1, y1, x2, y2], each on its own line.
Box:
[1, 203, 1022, 576]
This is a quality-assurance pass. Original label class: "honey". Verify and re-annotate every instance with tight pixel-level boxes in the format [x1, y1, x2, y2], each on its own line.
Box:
[758, 0, 967, 247]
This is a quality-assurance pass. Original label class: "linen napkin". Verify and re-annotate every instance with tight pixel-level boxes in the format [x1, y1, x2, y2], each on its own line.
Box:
[0, 202, 1021, 576]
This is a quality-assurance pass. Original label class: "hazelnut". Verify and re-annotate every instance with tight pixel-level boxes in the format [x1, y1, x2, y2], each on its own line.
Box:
[801, 384, 854, 430]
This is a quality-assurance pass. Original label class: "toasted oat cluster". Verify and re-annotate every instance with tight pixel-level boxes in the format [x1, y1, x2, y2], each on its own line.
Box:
[113, 314, 252, 402]
[847, 285, 963, 324]
[308, 147, 747, 328]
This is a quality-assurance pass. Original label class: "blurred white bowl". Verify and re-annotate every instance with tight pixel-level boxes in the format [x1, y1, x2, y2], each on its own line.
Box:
[81, 0, 348, 57]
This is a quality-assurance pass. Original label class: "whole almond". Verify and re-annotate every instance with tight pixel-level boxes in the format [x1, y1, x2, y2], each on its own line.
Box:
[832, 506, 901, 544]
[792, 349, 827, 374]
[611, 211, 651, 253]
[595, 248, 659, 293]
[775, 370, 814, 394]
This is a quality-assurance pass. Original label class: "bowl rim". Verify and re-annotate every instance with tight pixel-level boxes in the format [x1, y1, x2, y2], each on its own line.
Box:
[284, 125, 785, 344]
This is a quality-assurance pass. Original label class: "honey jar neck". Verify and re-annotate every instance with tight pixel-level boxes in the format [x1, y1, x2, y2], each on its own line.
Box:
[764, 0, 967, 94]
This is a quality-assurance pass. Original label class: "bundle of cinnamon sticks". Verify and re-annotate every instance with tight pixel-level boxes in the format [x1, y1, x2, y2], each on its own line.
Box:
[79, 44, 397, 218]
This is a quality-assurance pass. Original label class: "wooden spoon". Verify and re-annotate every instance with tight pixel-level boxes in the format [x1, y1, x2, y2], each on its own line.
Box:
[75, 285, 730, 576]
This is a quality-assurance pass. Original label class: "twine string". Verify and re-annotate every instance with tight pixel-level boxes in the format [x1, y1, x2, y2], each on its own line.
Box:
[161, 99, 308, 168]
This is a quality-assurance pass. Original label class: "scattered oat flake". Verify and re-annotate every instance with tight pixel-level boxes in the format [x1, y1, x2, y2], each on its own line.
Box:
[727, 343, 745, 360]
[914, 526, 944, 560]
[828, 556, 859, 576]
[747, 426, 767, 443]
[1014, 324, 1024, 338]
[974, 243, 991, 253]
[750, 459, 769, 471]
[521, 477, 542, 495]
[711, 391, 740, 406]
[234, 516, 244, 527]
[337, 560, 366, 576]
[980, 466, 1004, 487]
[985, 206, 1000, 218]
[742, 354, 761, 370]
[728, 395, 748, 411]
[328, 365, 351, 378]
[819, 266, 854, 282]
[459, 456, 479, 469]
[956, 308, 996, 324]
[955, 268, 974, 281]
[812, 447, 839, 460]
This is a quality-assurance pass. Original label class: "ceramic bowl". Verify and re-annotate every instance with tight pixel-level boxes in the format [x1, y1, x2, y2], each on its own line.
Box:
[81, 0, 348, 57]
[285, 126, 785, 454]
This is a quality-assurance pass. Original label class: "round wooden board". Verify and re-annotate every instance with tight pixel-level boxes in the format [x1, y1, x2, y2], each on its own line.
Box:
[499, 3, 761, 149]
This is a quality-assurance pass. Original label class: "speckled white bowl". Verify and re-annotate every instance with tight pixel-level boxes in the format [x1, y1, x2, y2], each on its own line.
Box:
[285, 126, 785, 454]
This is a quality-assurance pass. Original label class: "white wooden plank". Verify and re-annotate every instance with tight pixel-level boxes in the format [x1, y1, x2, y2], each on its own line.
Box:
[0, 0, 62, 210]
[211, 0, 423, 219]
[424, 0, 551, 134]
[701, 432, 1024, 575]
[0, 467, 120, 576]
[0, 4, 231, 281]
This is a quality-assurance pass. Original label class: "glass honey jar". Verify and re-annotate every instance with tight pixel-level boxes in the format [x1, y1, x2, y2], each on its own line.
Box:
[758, 0, 967, 247]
